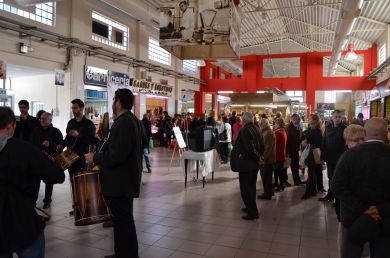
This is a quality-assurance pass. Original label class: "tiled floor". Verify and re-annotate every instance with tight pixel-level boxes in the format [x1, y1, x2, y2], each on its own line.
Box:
[37, 147, 341, 258]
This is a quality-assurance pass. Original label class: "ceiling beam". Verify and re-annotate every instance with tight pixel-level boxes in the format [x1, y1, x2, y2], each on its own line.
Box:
[245, 1, 342, 13]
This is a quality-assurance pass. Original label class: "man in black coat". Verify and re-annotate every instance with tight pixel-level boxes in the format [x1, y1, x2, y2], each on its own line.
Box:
[85, 89, 143, 258]
[320, 110, 347, 202]
[13, 99, 40, 142]
[231, 112, 264, 220]
[62, 98, 97, 175]
[0, 107, 64, 257]
[229, 111, 237, 135]
[332, 118, 390, 258]
[286, 114, 303, 185]
[30, 112, 63, 208]
[142, 111, 152, 173]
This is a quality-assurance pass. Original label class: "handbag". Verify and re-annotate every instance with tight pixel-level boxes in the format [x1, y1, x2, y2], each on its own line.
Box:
[149, 138, 154, 149]
[283, 157, 291, 169]
[312, 148, 322, 165]
[218, 126, 228, 141]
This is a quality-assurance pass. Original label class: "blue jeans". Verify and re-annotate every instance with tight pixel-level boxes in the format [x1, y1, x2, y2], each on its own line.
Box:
[0, 232, 45, 258]
[143, 148, 151, 171]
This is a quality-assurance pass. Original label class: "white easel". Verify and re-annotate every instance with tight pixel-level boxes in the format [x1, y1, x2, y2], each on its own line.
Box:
[168, 127, 187, 173]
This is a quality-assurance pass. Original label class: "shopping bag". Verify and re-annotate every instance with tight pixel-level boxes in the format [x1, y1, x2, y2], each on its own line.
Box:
[299, 146, 310, 167]
[149, 139, 154, 149]
[228, 143, 233, 157]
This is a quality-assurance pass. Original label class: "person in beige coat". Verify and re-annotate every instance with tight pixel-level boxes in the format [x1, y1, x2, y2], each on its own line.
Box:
[258, 118, 276, 200]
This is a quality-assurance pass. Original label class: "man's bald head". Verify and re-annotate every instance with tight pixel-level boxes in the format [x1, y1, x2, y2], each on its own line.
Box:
[364, 118, 388, 141]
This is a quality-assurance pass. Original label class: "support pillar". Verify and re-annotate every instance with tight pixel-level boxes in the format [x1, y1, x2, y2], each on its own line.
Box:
[194, 91, 206, 116]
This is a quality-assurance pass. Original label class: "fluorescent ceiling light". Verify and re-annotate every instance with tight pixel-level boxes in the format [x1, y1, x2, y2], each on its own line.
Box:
[334, 90, 352, 93]
[345, 51, 358, 61]
[256, 91, 265, 93]
[146, 94, 168, 99]
[218, 91, 234, 94]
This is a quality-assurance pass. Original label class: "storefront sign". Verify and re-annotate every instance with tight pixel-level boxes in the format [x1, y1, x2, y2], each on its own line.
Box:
[132, 79, 173, 97]
[317, 103, 335, 112]
[84, 66, 132, 87]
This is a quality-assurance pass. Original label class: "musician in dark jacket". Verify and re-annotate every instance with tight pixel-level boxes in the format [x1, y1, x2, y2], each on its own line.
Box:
[62, 99, 97, 175]
[232, 112, 264, 220]
[0, 107, 65, 257]
[85, 89, 143, 258]
[30, 112, 63, 209]
[332, 118, 390, 258]
[13, 99, 40, 142]
[320, 110, 347, 202]
[286, 114, 304, 185]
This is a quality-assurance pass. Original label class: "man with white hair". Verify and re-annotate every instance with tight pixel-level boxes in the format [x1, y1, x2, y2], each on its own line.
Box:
[231, 112, 264, 220]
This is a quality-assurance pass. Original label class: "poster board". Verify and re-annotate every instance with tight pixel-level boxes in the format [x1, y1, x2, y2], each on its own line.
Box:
[173, 127, 186, 148]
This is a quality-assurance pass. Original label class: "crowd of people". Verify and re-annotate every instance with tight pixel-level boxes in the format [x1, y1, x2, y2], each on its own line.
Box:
[2, 94, 390, 258]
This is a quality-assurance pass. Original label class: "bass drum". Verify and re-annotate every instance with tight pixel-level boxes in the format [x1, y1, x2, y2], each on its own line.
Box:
[72, 169, 111, 226]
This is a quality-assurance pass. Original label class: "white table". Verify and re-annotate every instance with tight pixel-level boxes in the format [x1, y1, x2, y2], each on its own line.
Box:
[180, 149, 220, 188]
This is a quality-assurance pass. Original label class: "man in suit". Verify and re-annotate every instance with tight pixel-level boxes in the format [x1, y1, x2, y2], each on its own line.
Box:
[85, 89, 143, 258]
[332, 118, 390, 258]
[286, 114, 304, 186]
[321, 110, 347, 202]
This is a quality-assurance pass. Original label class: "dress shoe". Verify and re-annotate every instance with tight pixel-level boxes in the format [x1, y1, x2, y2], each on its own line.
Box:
[242, 215, 259, 220]
[103, 220, 113, 228]
[257, 194, 272, 200]
[69, 210, 74, 216]
[42, 203, 51, 209]
[241, 208, 247, 213]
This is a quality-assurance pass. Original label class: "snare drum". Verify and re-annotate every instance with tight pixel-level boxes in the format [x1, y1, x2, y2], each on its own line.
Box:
[56, 149, 79, 171]
[72, 169, 111, 226]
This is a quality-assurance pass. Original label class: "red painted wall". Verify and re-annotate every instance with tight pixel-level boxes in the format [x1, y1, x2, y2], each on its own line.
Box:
[196, 45, 377, 115]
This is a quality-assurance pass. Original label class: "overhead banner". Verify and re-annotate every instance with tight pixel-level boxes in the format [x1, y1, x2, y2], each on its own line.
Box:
[132, 79, 173, 97]
[159, 0, 241, 59]
[55, 69, 65, 86]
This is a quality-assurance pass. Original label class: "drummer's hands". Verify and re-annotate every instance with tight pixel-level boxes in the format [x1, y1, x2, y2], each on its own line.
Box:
[69, 130, 79, 137]
[85, 153, 94, 164]
[42, 140, 50, 147]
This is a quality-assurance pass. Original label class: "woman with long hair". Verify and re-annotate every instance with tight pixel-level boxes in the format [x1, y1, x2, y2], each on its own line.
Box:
[301, 114, 323, 199]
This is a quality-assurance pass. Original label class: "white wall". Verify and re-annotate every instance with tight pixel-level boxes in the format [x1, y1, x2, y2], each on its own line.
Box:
[0, 0, 200, 120]
[8, 73, 71, 134]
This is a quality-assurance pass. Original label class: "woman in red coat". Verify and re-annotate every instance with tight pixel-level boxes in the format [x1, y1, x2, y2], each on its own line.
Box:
[274, 118, 287, 191]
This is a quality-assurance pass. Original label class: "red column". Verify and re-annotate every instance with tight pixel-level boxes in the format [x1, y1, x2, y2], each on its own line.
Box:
[242, 55, 257, 93]
[305, 52, 322, 116]
[194, 91, 206, 116]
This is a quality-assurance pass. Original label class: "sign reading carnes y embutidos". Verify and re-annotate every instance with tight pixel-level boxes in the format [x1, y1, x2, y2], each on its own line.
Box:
[132, 79, 173, 97]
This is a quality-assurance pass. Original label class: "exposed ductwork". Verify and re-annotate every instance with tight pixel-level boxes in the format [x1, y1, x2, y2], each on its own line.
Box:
[327, 0, 364, 76]
[212, 60, 243, 77]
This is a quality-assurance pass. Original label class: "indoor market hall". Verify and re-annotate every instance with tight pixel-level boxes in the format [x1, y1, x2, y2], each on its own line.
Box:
[0, 1, 390, 258]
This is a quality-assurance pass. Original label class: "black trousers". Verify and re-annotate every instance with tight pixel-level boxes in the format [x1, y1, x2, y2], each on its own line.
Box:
[316, 165, 324, 191]
[290, 152, 302, 185]
[43, 183, 53, 204]
[260, 164, 274, 197]
[106, 196, 139, 258]
[218, 142, 229, 162]
[326, 162, 336, 199]
[239, 171, 259, 217]
[304, 164, 322, 196]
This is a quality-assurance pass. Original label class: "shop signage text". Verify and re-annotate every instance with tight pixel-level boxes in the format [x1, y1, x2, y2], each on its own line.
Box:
[84, 66, 131, 87]
[132, 79, 173, 97]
